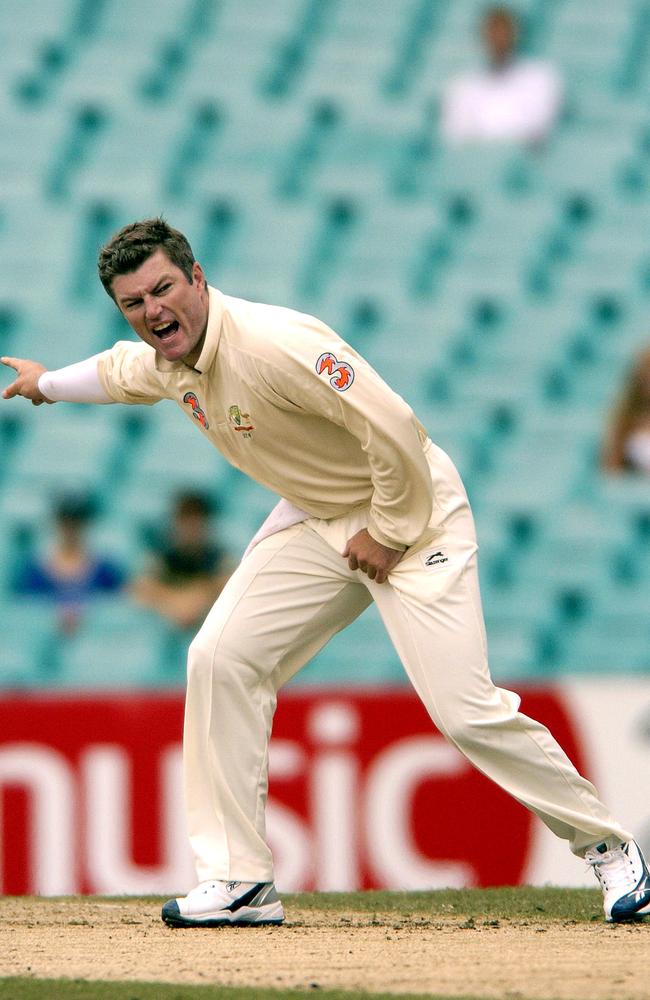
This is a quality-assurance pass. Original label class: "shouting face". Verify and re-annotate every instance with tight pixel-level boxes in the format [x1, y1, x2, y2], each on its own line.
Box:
[111, 249, 210, 367]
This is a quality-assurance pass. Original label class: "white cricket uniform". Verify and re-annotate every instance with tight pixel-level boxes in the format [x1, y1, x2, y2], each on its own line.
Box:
[97, 287, 629, 882]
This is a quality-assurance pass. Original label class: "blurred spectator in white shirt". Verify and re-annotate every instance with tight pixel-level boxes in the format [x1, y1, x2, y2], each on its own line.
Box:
[441, 6, 563, 146]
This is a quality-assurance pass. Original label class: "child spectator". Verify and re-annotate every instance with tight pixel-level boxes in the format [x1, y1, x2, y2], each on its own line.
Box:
[14, 493, 125, 633]
[132, 490, 232, 629]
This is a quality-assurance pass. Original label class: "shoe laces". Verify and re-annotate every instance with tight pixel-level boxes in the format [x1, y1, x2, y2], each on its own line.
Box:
[585, 845, 635, 892]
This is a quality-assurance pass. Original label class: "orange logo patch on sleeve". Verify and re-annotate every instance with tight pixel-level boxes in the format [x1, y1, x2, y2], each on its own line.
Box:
[315, 352, 355, 392]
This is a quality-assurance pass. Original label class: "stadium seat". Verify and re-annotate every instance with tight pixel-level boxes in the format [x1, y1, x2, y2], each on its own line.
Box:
[1, 0, 649, 688]
[53, 597, 173, 689]
[0, 599, 61, 687]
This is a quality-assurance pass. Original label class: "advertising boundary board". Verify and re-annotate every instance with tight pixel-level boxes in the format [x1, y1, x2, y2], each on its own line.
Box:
[1, 681, 649, 894]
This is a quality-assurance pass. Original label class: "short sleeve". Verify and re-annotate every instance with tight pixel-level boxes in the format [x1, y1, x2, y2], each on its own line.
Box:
[97, 340, 165, 406]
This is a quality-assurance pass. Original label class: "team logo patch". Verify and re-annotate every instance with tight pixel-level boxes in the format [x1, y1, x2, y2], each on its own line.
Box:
[316, 352, 355, 392]
[228, 404, 254, 438]
[183, 391, 209, 429]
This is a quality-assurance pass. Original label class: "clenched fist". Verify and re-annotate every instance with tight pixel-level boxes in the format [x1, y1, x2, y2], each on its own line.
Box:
[343, 528, 404, 584]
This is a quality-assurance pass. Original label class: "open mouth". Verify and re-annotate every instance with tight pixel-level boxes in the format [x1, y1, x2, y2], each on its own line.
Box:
[152, 320, 180, 340]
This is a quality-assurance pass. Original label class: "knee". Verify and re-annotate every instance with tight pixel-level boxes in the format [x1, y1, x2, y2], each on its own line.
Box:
[433, 695, 488, 749]
[186, 632, 236, 686]
[438, 699, 518, 752]
[439, 716, 477, 750]
[186, 630, 256, 691]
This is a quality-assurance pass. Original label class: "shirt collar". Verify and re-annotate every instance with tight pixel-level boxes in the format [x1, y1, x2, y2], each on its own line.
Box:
[192, 285, 224, 373]
[154, 285, 224, 374]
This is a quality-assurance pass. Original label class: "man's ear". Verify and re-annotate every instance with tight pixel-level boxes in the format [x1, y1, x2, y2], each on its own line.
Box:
[192, 261, 206, 289]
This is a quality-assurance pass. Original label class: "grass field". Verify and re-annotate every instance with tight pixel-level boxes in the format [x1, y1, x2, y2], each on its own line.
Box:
[0, 982, 488, 1000]
[0, 982, 485, 1000]
[287, 886, 605, 919]
[0, 888, 647, 1000]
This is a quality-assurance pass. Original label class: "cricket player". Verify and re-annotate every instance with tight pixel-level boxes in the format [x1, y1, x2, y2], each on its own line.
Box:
[3, 218, 649, 924]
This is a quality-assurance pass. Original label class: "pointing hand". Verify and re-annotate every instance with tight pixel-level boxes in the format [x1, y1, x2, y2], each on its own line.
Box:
[1, 357, 52, 405]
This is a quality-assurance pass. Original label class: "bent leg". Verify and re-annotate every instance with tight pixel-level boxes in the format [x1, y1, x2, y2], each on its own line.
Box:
[183, 522, 370, 882]
[370, 505, 631, 856]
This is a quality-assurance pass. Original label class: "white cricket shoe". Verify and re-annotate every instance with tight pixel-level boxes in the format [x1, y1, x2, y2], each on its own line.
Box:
[161, 879, 284, 928]
[586, 840, 650, 922]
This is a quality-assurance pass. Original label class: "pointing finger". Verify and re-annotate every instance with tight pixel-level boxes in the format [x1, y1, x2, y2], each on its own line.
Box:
[0, 357, 19, 370]
[2, 380, 20, 399]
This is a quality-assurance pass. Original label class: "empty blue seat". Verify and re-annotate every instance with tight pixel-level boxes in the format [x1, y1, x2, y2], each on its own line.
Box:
[0, 599, 60, 688]
[53, 598, 172, 689]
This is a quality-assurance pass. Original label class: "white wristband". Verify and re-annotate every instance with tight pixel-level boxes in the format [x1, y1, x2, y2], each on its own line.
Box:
[38, 354, 113, 404]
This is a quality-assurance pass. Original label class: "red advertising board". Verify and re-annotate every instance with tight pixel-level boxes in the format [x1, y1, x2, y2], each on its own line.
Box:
[0, 687, 586, 895]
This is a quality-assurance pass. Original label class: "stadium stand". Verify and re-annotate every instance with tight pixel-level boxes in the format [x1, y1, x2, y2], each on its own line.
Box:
[0, 0, 648, 688]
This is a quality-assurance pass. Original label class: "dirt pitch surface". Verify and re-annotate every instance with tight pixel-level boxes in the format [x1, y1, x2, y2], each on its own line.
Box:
[1, 896, 648, 1000]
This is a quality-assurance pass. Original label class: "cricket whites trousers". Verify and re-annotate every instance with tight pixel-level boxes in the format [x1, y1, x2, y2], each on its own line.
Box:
[183, 442, 631, 882]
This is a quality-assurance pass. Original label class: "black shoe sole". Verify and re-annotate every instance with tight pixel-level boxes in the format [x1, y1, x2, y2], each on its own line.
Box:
[608, 911, 648, 923]
[162, 913, 284, 928]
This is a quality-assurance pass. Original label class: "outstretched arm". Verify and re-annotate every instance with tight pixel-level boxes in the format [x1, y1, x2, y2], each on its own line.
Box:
[1, 357, 51, 405]
[1, 354, 112, 405]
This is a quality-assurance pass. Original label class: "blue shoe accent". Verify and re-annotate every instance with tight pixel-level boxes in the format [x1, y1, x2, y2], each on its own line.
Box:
[161, 899, 181, 926]
[223, 882, 269, 912]
[610, 874, 650, 922]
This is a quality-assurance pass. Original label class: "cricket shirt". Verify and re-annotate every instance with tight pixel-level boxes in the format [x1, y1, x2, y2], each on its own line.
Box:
[97, 287, 436, 551]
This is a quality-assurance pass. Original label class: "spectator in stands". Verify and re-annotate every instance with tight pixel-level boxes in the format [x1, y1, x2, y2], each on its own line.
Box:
[132, 490, 232, 629]
[602, 346, 650, 474]
[14, 494, 125, 634]
[441, 5, 563, 146]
